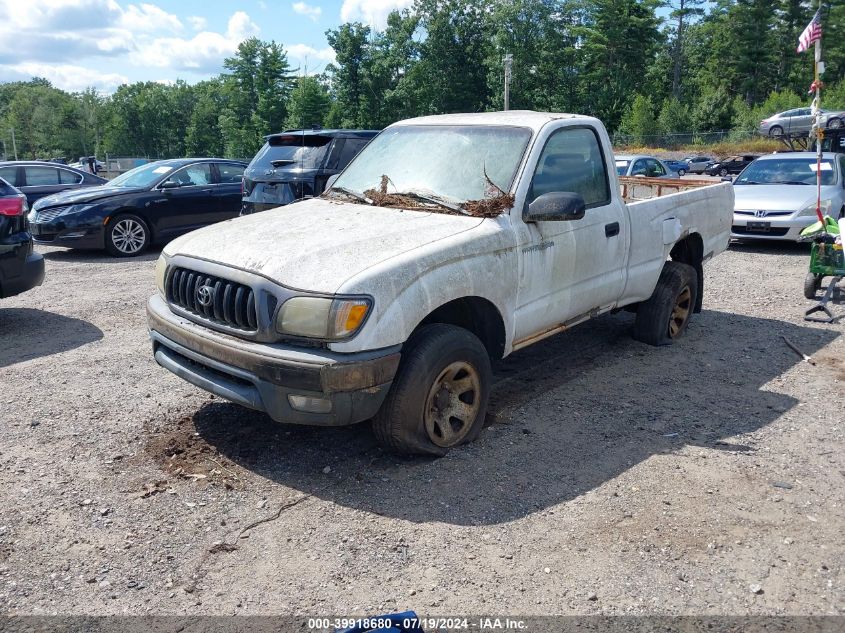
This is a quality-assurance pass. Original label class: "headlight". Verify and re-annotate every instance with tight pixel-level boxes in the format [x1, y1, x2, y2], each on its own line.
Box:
[155, 255, 167, 295]
[276, 296, 371, 339]
[798, 199, 832, 217]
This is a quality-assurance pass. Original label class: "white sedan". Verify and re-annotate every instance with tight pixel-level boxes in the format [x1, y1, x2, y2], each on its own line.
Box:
[731, 152, 845, 241]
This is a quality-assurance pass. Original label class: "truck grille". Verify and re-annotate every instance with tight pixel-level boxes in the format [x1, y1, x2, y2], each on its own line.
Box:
[166, 267, 258, 331]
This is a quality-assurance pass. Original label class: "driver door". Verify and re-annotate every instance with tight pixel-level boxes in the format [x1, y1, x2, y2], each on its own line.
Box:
[152, 163, 216, 239]
[514, 126, 627, 345]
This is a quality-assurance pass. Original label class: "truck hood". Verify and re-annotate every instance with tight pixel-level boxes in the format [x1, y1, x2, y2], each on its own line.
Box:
[733, 184, 840, 213]
[33, 185, 142, 210]
[163, 198, 486, 293]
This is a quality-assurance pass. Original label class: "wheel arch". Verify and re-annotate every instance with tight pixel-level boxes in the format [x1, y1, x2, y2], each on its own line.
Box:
[414, 296, 507, 360]
[669, 232, 704, 313]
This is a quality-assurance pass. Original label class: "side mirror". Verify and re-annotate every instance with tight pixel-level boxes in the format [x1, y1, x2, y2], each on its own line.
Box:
[525, 192, 586, 222]
[159, 180, 180, 190]
[325, 174, 340, 191]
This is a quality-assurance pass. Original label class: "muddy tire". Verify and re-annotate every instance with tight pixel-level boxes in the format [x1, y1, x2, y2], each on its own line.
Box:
[371, 324, 491, 456]
[632, 261, 698, 346]
[105, 213, 150, 257]
[804, 272, 822, 300]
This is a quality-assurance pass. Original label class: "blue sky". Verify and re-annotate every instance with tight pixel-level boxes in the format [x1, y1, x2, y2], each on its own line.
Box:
[0, 0, 678, 94]
[0, 0, 416, 92]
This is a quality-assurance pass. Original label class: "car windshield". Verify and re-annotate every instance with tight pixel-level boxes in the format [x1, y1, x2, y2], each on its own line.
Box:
[109, 163, 176, 188]
[735, 158, 837, 186]
[330, 125, 531, 205]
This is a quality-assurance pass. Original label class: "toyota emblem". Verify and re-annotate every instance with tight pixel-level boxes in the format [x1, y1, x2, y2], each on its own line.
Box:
[755, 210, 768, 218]
[196, 285, 215, 307]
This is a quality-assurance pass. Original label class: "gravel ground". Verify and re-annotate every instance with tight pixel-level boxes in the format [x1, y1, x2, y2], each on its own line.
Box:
[0, 240, 843, 617]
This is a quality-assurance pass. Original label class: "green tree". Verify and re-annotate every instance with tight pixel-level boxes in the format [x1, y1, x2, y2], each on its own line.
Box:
[657, 97, 692, 135]
[286, 76, 331, 129]
[619, 95, 659, 144]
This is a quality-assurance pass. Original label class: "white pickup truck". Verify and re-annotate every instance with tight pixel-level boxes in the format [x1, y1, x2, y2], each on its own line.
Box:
[147, 111, 733, 455]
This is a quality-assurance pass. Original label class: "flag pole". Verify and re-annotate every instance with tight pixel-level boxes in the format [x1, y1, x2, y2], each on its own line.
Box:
[813, 2, 824, 226]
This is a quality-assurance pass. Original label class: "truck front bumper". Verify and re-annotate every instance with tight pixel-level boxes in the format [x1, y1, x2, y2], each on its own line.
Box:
[147, 294, 400, 426]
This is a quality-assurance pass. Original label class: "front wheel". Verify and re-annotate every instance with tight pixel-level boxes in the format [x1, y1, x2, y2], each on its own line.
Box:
[804, 272, 823, 300]
[372, 324, 491, 456]
[719, 168, 728, 177]
[827, 118, 843, 130]
[105, 214, 150, 257]
[632, 261, 699, 346]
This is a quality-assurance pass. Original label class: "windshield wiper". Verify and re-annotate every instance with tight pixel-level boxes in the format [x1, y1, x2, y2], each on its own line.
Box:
[327, 186, 372, 204]
[392, 190, 465, 214]
[770, 180, 811, 185]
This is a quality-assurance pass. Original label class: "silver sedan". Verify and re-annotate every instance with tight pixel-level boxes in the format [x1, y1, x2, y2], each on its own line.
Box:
[731, 152, 845, 241]
[759, 108, 845, 137]
[615, 155, 679, 179]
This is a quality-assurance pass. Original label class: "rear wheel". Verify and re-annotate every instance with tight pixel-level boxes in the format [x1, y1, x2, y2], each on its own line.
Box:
[372, 324, 491, 456]
[804, 272, 823, 300]
[769, 125, 784, 137]
[632, 261, 698, 346]
[105, 214, 150, 257]
[678, 168, 687, 177]
[827, 117, 843, 130]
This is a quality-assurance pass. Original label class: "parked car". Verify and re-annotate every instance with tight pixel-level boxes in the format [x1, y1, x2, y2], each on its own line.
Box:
[148, 111, 733, 455]
[0, 161, 107, 206]
[29, 158, 247, 257]
[731, 152, 845, 242]
[759, 108, 845, 137]
[705, 155, 757, 177]
[664, 159, 690, 176]
[0, 177, 44, 299]
[241, 128, 379, 215]
[684, 156, 715, 174]
[615, 154, 679, 179]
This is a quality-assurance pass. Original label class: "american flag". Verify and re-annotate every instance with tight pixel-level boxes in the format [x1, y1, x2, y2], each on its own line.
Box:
[797, 9, 822, 53]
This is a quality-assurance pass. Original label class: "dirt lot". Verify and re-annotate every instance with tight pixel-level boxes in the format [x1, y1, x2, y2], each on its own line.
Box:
[0, 241, 843, 617]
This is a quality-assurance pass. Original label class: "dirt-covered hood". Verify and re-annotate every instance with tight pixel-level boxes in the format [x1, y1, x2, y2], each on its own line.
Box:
[163, 198, 486, 293]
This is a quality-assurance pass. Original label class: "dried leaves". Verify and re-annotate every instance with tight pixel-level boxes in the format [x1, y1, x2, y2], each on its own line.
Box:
[363, 173, 513, 218]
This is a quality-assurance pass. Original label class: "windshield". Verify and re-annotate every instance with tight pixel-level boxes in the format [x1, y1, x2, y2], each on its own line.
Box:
[735, 158, 837, 186]
[109, 163, 175, 188]
[248, 135, 331, 177]
[331, 125, 531, 204]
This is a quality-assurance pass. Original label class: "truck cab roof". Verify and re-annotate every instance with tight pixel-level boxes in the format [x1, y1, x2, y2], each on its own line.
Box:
[391, 110, 596, 133]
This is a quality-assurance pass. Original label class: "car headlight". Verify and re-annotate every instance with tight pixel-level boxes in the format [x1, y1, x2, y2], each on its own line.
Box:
[155, 255, 168, 296]
[276, 296, 371, 339]
[798, 199, 832, 217]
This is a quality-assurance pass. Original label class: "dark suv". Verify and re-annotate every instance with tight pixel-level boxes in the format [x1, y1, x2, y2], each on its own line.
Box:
[0, 178, 44, 299]
[241, 129, 379, 215]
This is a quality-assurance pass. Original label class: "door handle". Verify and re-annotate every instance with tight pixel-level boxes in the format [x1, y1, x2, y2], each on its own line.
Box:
[605, 222, 620, 238]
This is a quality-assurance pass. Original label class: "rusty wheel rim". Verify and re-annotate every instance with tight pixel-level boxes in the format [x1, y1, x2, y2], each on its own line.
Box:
[424, 361, 481, 448]
[669, 286, 692, 338]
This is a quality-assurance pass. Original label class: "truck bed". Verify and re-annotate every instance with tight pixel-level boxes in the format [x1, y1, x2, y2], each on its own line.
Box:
[618, 176, 718, 202]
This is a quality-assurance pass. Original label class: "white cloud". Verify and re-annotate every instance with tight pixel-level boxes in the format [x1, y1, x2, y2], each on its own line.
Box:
[0, 62, 127, 92]
[340, 0, 413, 28]
[285, 44, 336, 74]
[292, 2, 322, 21]
[187, 15, 207, 31]
[132, 11, 260, 72]
[119, 3, 182, 32]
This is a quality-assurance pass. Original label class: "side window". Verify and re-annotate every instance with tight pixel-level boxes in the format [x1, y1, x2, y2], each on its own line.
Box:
[164, 163, 213, 187]
[630, 160, 647, 176]
[645, 159, 665, 177]
[58, 169, 83, 185]
[217, 163, 244, 184]
[24, 166, 60, 186]
[337, 138, 370, 169]
[0, 166, 19, 186]
[529, 127, 610, 207]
